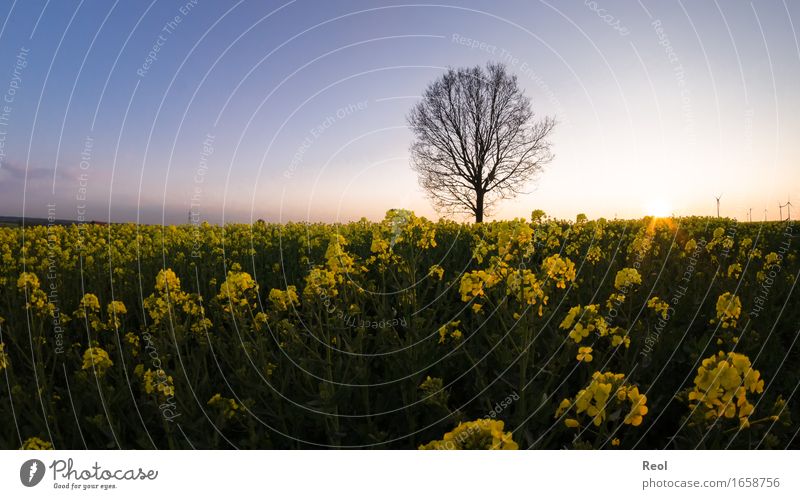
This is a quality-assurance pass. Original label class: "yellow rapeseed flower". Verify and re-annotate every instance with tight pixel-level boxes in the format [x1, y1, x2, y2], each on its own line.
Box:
[557, 372, 647, 429]
[542, 254, 576, 289]
[81, 347, 113, 377]
[428, 264, 444, 281]
[437, 321, 463, 344]
[20, 437, 54, 450]
[614, 268, 642, 291]
[713, 292, 741, 329]
[217, 269, 259, 314]
[646, 297, 670, 320]
[16, 272, 52, 316]
[419, 418, 518, 450]
[208, 393, 240, 420]
[142, 368, 175, 399]
[0, 342, 10, 371]
[268, 286, 299, 312]
[688, 351, 764, 428]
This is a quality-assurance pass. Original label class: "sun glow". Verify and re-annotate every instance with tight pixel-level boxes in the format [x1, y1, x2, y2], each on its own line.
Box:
[645, 198, 672, 218]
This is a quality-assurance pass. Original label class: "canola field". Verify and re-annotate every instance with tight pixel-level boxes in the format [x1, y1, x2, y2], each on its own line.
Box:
[0, 211, 797, 449]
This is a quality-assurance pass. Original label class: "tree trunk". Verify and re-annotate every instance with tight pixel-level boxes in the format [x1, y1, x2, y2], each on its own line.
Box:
[475, 190, 484, 223]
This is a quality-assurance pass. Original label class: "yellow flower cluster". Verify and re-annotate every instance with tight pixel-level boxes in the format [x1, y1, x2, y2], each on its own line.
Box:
[144, 269, 211, 338]
[560, 304, 606, 342]
[586, 245, 603, 263]
[556, 372, 648, 428]
[620, 385, 649, 426]
[420, 418, 518, 450]
[428, 264, 444, 281]
[629, 232, 653, 258]
[144, 269, 187, 323]
[369, 233, 390, 255]
[107, 300, 127, 329]
[0, 342, 9, 371]
[368, 221, 406, 268]
[614, 268, 642, 291]
[576, 346, 593, 363]
[727, 263, 742, 279]
[419, 375, 443, 393]
[217, 268, 259, 314]
[713, 292, 741, 329]
[757, 253, 781, 282]
[79, 293, 101, 312]
[208, 393, 240, 420]
[688, 351, 764, 428]
[16, 272, 40, 291]
[764, 252, 781, 266]
[541, 254, 576, 289]
[437, 321, 463, 344]
[419, 376, 448, 407]
[124, 332, 140, 356]
[20, 437, 54, 450]
[606, 292, 625, 309]
[156, 267, 182, 294]
[459, 269, 500, 302]
[81, 347, 113, 377]
[304, 267, 339, 300]
[560, 304, 629, 348]
[16, 272, 52, 316]
[141, 368, 176, 399]
[496, 220, 534, 260]
[459, 250, 573, 317]
[383, 209, 437, 250]
[268, 286, 299, 312]
[325, 234, 359, 275]
[646, 297, 670, 320]
[707, 227, 734, 254]
[506, 269, 548, 315]
[75, 293, 104, 332]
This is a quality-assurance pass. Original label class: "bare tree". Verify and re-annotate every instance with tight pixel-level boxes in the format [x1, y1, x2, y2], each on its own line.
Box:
[407, 63, 555, 222]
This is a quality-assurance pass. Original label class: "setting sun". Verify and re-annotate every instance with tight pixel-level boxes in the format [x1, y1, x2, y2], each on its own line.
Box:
[645, 198, 672, 218]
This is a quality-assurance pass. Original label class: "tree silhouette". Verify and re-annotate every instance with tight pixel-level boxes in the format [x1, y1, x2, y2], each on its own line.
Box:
[407, 63, 555, 222]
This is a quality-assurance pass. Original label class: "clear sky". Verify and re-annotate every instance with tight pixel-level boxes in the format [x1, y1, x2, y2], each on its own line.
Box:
[0, 0, 797, 224]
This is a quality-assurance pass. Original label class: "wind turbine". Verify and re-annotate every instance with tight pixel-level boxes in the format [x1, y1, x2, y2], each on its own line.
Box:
[715, 194, 722, 218]
[787, 196, 793, 221]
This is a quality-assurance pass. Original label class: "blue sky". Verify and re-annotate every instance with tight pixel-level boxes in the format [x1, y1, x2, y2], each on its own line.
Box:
[0, 0, 798, 223]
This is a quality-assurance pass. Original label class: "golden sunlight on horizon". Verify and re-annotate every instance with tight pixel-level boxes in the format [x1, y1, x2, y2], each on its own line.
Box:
[644, 198, 672, 218]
